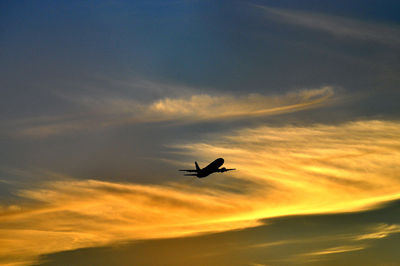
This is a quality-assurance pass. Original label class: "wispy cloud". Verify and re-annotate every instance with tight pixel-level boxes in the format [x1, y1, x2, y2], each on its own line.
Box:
[11, 86, 335, 138]
[293, 223, 400, 261]
[143, 86, 334, 121]
[0, 179, 261, 266]
[355, 223, 400, 240]
[1, 120, 400, 265]
[304, 245, 366, 256]
[175, 120, 400, 213]
[256, 5, 400, 45]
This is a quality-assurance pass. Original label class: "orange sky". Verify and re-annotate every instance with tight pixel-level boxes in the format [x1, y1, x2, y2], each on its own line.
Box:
[1, 119, 399, 265]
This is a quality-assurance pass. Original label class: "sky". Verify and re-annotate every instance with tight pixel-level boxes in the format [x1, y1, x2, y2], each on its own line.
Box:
[1, 0, 400, 265]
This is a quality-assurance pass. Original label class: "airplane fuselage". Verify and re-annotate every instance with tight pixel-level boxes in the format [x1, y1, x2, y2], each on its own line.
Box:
[197, 158, 224, 178]
[179, 157, 235, 178]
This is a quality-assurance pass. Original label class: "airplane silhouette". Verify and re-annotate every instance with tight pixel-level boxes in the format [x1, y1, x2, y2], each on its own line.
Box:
[179, 158, 235, 178]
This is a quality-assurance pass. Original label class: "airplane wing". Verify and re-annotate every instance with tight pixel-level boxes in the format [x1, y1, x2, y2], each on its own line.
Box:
[217, 168, 236, 173]
[179, 169, 197, 172]
[184, 174, 198, 176]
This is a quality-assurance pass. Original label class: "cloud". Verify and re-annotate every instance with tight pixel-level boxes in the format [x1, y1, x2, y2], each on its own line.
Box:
[175, 120, 400, 212]
[11, 86, 335, 138]
[355, 223, 400, 240]
[143, 86, 334, 121]
[1, 119, 400, 265]
[299, 223, 400, 259]
[256, 6, 400, 45]
[304, 245, 366, 256]
[0, 179, 261, 266]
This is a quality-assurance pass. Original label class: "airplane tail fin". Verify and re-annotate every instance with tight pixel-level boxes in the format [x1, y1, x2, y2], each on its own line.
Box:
[195, 161, 200, 171]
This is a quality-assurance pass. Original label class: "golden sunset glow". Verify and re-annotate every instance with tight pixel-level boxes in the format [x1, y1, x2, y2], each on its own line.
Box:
[1, 119, 399, 265]
[2, 2, 400, 265]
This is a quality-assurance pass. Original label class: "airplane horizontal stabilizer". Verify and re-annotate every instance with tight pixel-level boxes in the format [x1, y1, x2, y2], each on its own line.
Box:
[179, 169, 197, 172]
[184, 174, 197, 176]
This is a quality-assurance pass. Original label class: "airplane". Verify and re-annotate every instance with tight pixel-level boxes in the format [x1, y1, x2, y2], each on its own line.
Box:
[179, 158, 235, 178]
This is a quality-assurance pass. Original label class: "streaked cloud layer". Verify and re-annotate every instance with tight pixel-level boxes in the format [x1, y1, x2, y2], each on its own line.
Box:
[176, 120, 400, 213]
[146, 86, 333, 120]
[1, 119, 399, 265]
[12, 86, 334, 138]
[257, 5, 400, 45]
[36, 206, 400, 266]
[1, 1, 400, 265]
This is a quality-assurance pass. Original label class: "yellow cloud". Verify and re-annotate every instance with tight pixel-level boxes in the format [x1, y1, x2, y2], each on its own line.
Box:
[14, 87, 334, 137]
[304, 245, 367, 256]
[1, 119, 400, 265]
[144, 86, 334, 121]
[355, 223, 400, 240]
[0, 180, 261, 266]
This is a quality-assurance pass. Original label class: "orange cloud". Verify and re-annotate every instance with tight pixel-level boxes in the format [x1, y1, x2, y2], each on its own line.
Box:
[304, 245, 367, 256]
[1, 120, 400, 265]
[355, 223, 400, 240]
[0, 180, 261, 266]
